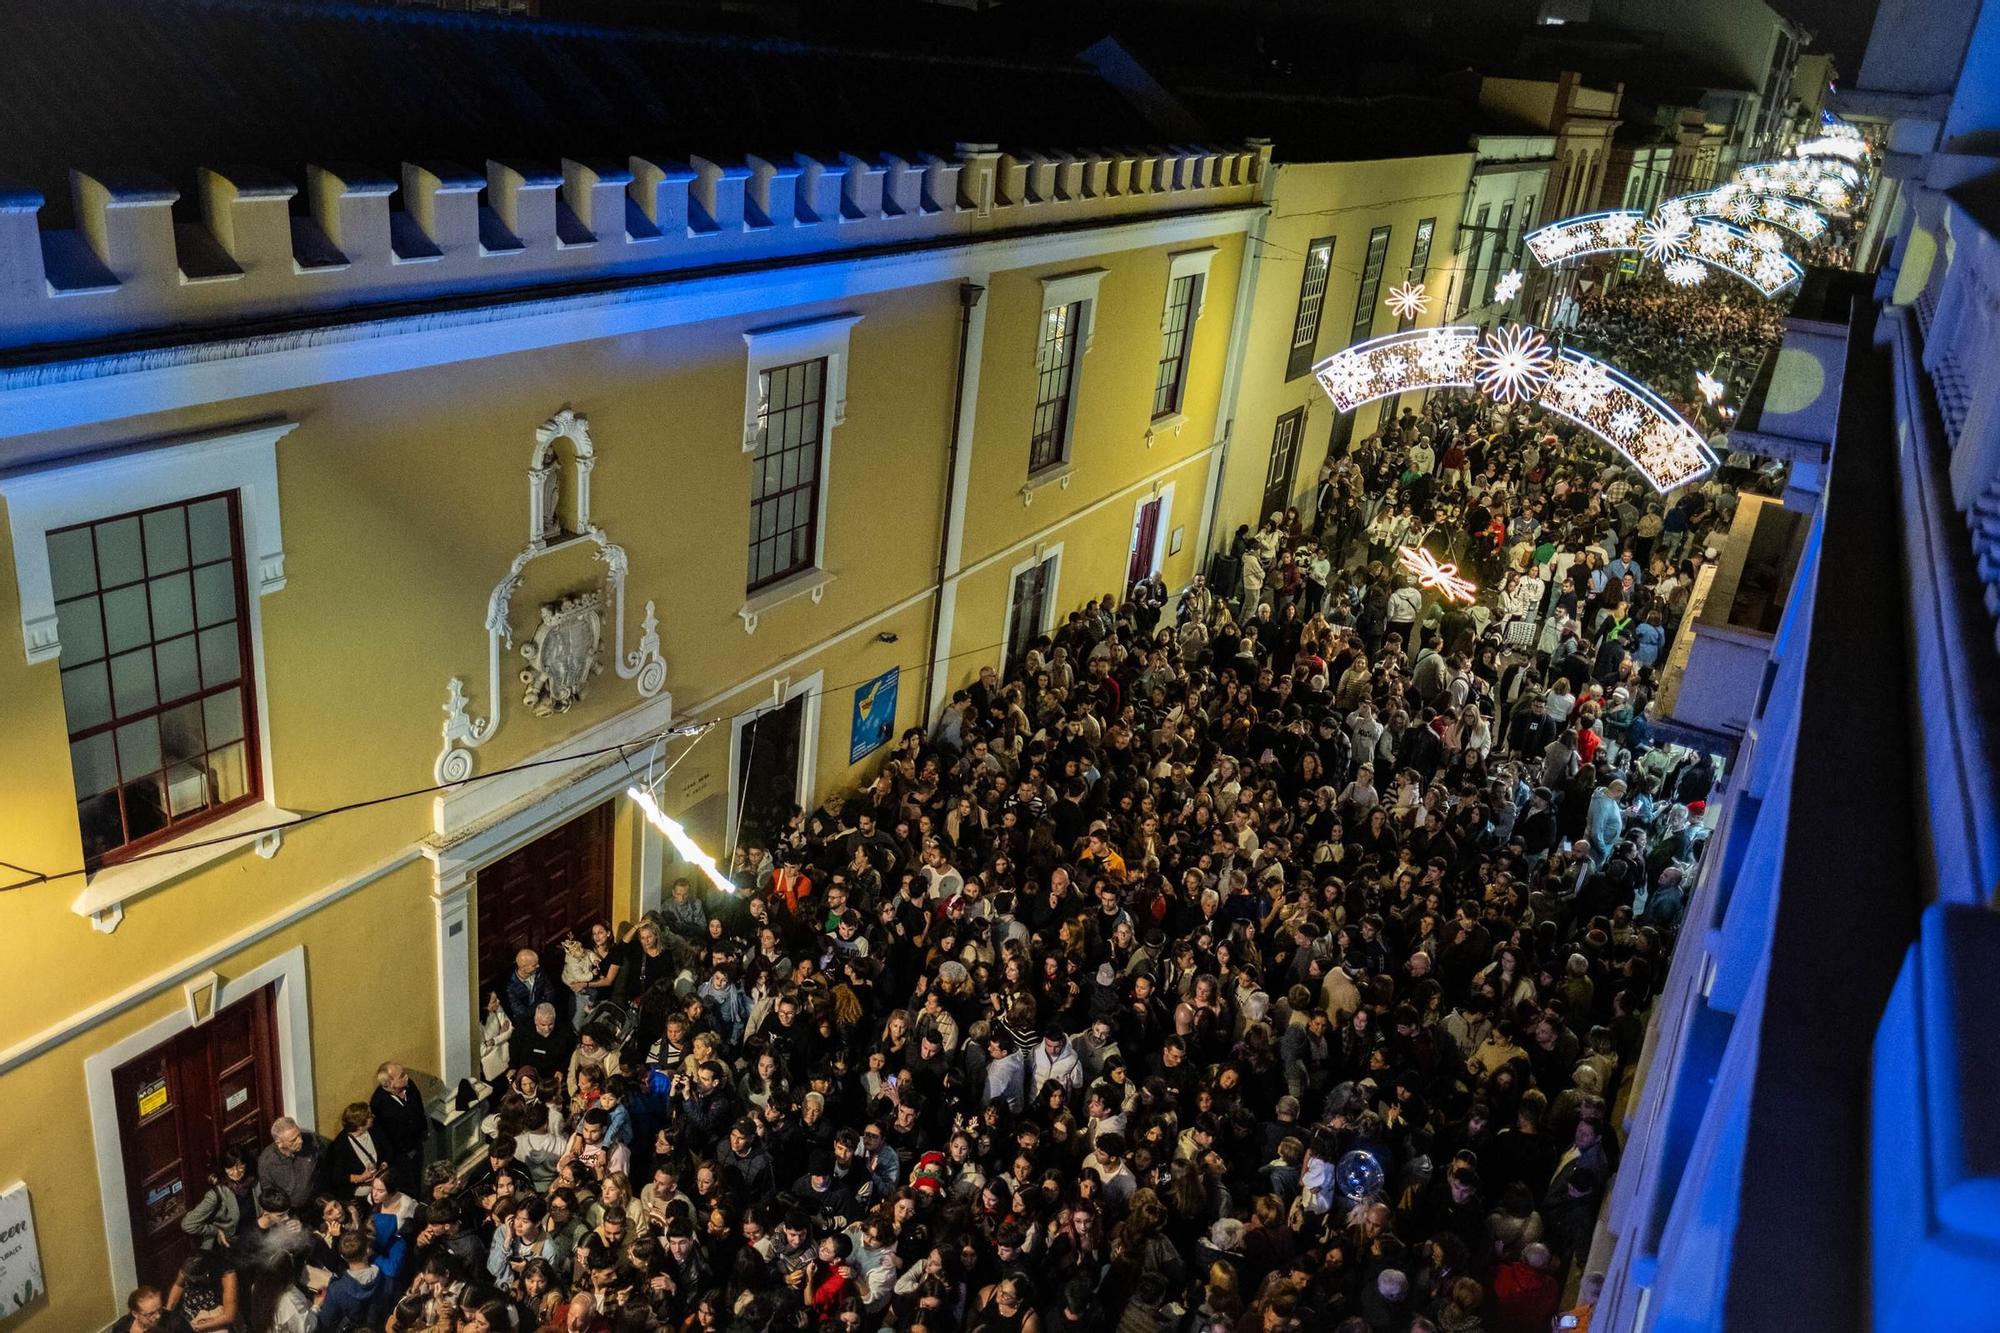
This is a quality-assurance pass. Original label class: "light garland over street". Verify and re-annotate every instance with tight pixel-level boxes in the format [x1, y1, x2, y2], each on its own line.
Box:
[1524, 211, 1803, 296]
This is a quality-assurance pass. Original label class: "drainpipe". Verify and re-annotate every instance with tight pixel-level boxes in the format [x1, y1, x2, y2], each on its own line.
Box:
[1196, 147, 1275, 575]
[922, 279, 986, 723]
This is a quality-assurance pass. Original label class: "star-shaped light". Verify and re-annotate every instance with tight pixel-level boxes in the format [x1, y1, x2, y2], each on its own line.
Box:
[1473, 324, 1555, 404]
[1639, 215, 1691, 260]
[1493, 269, 1525, 303]
[1663, 255, 1707, 287]
[1695, 370, 1725, 403]
[1385, 282, 1430, 321]
[1398, 545, 1478, 604]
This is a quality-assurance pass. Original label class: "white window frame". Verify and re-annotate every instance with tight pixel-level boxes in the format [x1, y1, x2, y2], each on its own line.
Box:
[726, 669, 824, 858]
[1026, 270, 1106, 491]
[1150, 249, 1218, 435]
[0, 420, 301, 929]
[737, 314, 862, 630]
[1000, 542, 1064, 673]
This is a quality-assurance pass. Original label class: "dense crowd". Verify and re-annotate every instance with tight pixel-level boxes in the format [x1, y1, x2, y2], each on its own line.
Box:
[121, 315, 1774, 1333]
[1561, 279, 1787, 410]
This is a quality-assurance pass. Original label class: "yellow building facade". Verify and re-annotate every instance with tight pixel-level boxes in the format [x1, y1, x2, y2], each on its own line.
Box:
[0, 141, 1268, 1325]
[1214, 153, 1477, 537]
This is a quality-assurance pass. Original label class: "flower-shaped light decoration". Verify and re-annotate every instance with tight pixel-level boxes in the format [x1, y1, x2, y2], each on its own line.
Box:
[1493, 269, 1525, 303]
[1693, 221, 1735, 259]
[1474, 324, 1555, 404]
[1664, 255, 1708, 287]
[1319, 355, 1377, 407]
[1599, 214, 1641, 246]
[1608, 405, 1645, 440]
[1749, 223, 1785, 253]
[1752, 252, 1795, 292]
[1398, 545, 1478, 604]
[1385, 282, 1430, 321]
[1723, 192, 1758, 222]
[1375, 350, 1411, 381]
[1416, 330, 1467, 379]
[1548, 359, 1614, 414]
[1695, 370, 1725, 404]
[1639, 214, 1691, 261]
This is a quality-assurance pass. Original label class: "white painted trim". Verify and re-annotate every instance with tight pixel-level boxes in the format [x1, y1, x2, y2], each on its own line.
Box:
[740, 313, 861, 452]
[1199, 207, 1269, 565]
[0, 207, 1264, 441]
[0, 420, 294, 662]
[725, 670, 824, 858]
[1040, 267, 1108, 316]
[927, 275, 990, 724]
[84, 944, 315, 1300]
[999, 542, 1065, 673]
[1167, 247, 1219, 322]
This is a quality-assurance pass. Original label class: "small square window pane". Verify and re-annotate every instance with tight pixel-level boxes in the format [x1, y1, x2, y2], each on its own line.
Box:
[784, 365, 804, 408]
[164, 762, 210, 817]
[193, 563, 237, 628]
[803, 402, 821, 443]
[161, 700, 205, 766]
[71, 732, 120, 798]
[188, 499, 232, 564]
[47, 528, 98, 601]
[199, 623, 242, 687]
[116, 716, 162, 781]
[149, 572, 195, 639]
[157, 636, 200, 702]
[61, 662, 113, 731]
[805, 359, 823, 398]
[57, 597, 106, 664]
[143, 509, 191, 573]
[103, 584, 152, 654]
[96, 517, 145, 586]
[799, 445, 817, 483]
[780, 451, 799, 491]
[203, 688, 244, 746]
[111, 648, 158, 717]
[209, 743, 250, 805]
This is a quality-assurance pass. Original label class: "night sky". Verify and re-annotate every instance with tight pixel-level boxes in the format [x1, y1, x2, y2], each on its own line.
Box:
[1770, 0, 1882, 75]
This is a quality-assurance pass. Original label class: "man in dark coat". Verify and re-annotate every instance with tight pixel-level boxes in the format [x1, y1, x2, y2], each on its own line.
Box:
[369, 1061, 430, 1194]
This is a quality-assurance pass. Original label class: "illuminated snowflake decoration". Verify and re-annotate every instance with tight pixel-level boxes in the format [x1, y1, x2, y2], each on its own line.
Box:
[1608, 406, 1645, 440]
[1375, 350, 1410, 381]
[1473, 325, 1555, 404]
[1398, 545, 1478, 604]
[1320, 356, 1376, 405]
[1416, 330, 1467, 378]
[1752, 253, 1794, 292]
[1664, 255, 1707, 287]
[1384, 282, 1430, 321]
[1723, 193, 1757, 222]
[1692, 222, 1734, 259]
[1493, 268, 1525, 303]
[1599, 214, 1640, 246]
[1639, 215, 1691, 260]
[1549, 359, 1614, 413]
[1749, 224, 1785, 253]
[1695, 370, 1725, 404]
[1729, 243, 1757, 268]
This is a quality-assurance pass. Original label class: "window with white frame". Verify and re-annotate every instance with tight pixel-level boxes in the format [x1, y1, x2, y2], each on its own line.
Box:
[0, 420, 296, 919]
[739, 313, 860, 602]
[1152, 247, 1217, 420]
[1286, 236, 1336, 381]
[1031, 269, 1105, 477]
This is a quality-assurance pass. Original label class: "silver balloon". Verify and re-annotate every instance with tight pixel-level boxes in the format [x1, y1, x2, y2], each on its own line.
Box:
[1336, 1148, 1386, 1200]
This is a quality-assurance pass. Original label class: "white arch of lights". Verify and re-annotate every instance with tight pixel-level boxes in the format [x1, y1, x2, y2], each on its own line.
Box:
[1793, 134, 1868, 162]
[1523, 211, 1803, 296]
[1735, 160, 1858, 209]
[1310, 325, 1715, 492]
[1671, 185, 1828, 242]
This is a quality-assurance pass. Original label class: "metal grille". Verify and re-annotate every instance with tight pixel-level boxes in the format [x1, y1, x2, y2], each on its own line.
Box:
[50, 493, 258, 866]
[1286, 237, 1335, 380]
[747, 357, 826, 591]
[1153, 274, 1200, 417]
[1030, 301, 1082, 473]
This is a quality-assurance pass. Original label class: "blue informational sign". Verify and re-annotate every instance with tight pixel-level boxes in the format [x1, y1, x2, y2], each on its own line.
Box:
[850, 667, 899, 764]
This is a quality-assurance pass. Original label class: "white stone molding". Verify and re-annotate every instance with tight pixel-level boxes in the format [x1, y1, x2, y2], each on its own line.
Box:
[1039, 268, 1107, 352]
[434, 409, 667, 784]
[1166, 246, 1219, 322]
[0, 420, 295, 665]
[740, 313, 862, 452]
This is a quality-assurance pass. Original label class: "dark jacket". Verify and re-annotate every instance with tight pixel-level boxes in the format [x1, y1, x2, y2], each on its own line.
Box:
[317, 1263, 389, 1331]
[255, 1135, 325, 1211]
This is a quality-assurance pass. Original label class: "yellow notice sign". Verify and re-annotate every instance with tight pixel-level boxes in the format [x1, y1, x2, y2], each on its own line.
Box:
[137, 1080, 167, 1119]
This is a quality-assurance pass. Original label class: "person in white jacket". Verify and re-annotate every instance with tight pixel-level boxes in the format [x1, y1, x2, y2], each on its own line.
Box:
[1029, 1029, 1083, 1096]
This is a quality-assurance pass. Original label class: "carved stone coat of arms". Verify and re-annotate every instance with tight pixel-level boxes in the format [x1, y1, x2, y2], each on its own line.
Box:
[520, 591, 605, 715]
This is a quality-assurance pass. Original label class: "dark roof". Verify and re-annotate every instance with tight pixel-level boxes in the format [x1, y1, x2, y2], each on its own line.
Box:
[1178, 91, 1482, 163]
[0, 0, 1172, 226]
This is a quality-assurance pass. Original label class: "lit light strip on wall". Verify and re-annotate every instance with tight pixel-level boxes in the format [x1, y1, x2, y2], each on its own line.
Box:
[627, 785, 737, 896]
[1310, 325, 1714, 492]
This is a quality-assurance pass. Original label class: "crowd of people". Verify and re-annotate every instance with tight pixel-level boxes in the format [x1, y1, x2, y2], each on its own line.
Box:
[1563, 278, 1787, 412]
[118, 287, 1780, 1333]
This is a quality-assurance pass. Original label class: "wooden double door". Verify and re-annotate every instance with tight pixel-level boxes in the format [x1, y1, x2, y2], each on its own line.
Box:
[113, 983, 282, 1289]
[475, 799, 614, 1009]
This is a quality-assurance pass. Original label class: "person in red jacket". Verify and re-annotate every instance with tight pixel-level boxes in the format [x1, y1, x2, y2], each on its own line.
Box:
[1488, 1242, 1563, 1333]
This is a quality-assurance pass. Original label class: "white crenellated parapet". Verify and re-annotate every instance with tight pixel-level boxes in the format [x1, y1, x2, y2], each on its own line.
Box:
[0, 139, 1266, 349]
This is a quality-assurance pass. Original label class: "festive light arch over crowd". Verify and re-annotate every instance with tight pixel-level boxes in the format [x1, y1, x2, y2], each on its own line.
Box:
[1311, 324, 1716, 492]
[1523, 210, 1803, 297]
[1670, 184, 1829, 242]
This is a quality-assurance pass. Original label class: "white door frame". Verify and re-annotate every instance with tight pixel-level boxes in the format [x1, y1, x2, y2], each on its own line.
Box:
[1127, 482, 1175, 584]
[1000, 542, 1065, 672]
[83, 945, 315, 1301]
[726, 669, 824, 858]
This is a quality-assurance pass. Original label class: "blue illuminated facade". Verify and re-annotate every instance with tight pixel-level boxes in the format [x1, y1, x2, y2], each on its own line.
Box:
[1590, 0, 2000, 1326]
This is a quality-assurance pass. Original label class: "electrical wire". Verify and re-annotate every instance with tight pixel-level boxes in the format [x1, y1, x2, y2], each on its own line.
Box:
[0, 623, 1040, 894]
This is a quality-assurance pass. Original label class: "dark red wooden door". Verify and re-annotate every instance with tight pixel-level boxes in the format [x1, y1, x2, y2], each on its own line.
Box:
[475, 800, 613, 1009]
[1128, 497, 1163, 588]
[113, 983, 280, 1289]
